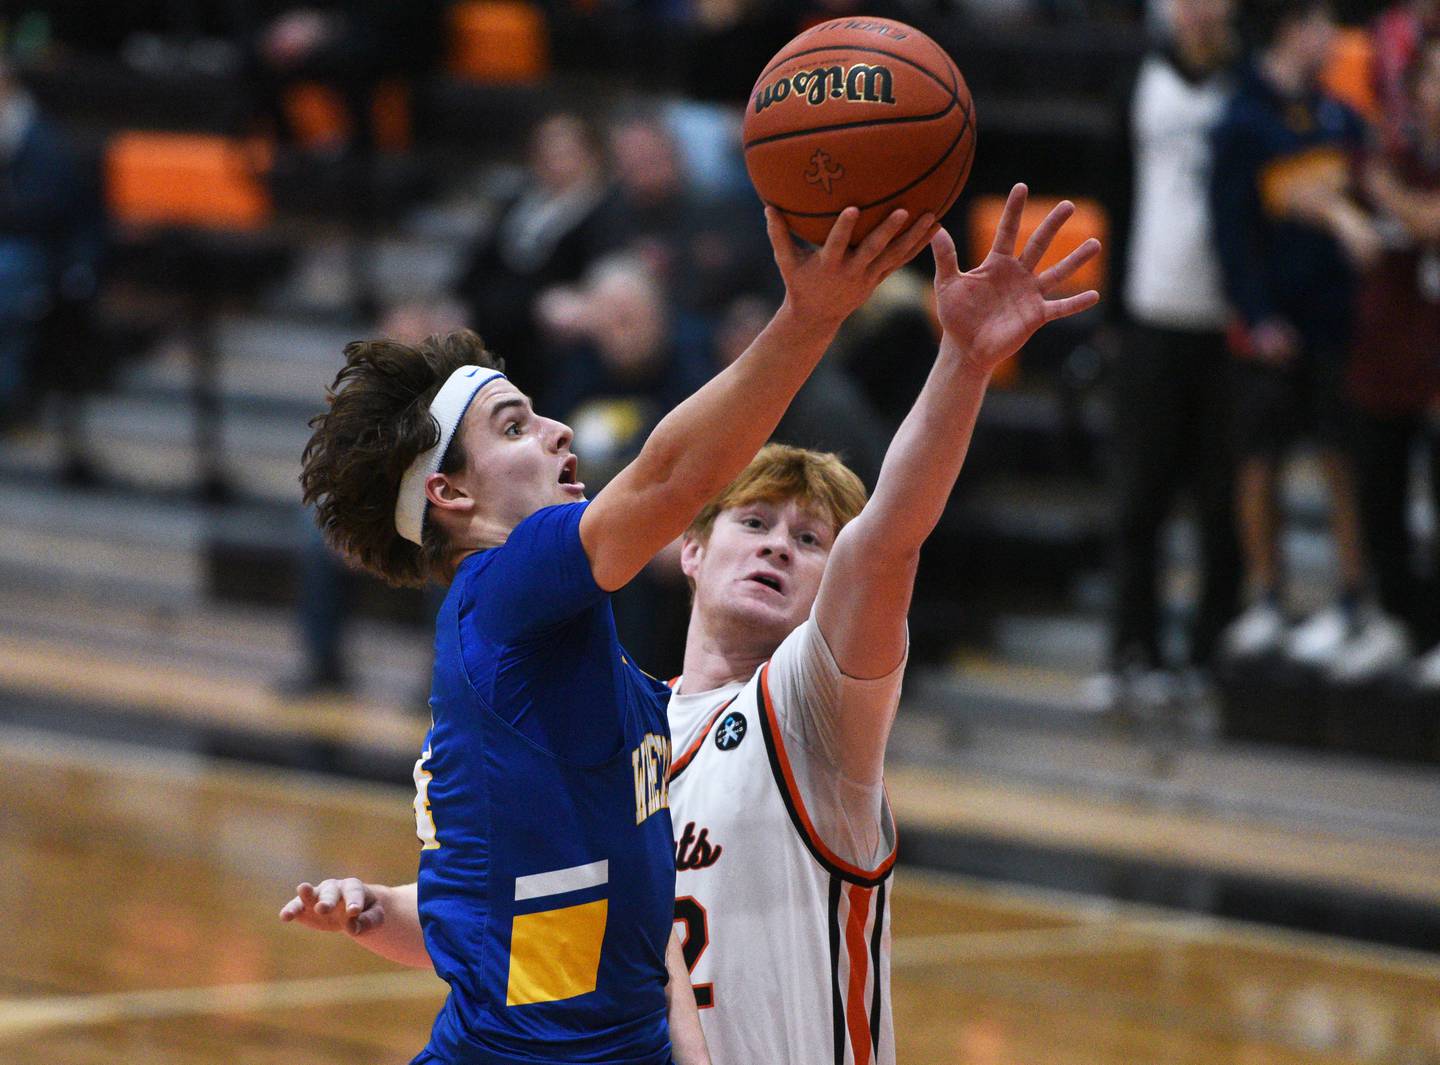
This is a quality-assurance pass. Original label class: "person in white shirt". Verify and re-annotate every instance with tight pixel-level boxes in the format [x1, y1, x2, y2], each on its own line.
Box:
[1101, 0, 1242, 701]
[279, 185, 1099, 1064]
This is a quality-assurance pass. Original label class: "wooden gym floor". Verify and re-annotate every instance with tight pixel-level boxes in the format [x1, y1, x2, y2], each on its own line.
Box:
[1, 728, 1437, 1065]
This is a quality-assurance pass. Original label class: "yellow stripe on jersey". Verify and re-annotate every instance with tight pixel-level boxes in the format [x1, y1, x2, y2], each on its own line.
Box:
[506, 899, 609, 1006]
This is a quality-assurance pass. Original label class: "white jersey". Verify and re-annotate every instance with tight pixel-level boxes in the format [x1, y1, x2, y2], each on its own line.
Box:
[667, 616, 902, 1065]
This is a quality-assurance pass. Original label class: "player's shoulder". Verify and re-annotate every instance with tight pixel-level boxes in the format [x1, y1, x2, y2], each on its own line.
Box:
[504, 501, 590, 550]
[458, 503, 588, 583]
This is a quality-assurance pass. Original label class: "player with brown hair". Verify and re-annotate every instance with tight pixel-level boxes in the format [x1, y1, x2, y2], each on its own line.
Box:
[282, 186, 1099, 1064]
[282, 202, 936, 1065]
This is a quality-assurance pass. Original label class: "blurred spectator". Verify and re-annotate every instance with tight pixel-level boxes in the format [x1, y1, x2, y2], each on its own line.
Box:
[242, 1, 443, 156]
[1098, 0, 1242, 700]
[831, 266, 941, 437]
[1210, 0, 1405, 676]
[0, 61, 90, 430]
[542, 255, 714, 483]
[452, 112, 612, 393]
[598, 109, 773, 318]
[540, 255, 714, 674]
[1349, 36, 1440, 683]
[1374, 0, 1440, 151]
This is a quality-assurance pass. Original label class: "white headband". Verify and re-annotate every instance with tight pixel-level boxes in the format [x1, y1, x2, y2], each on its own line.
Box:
[394, 366, 507, 546]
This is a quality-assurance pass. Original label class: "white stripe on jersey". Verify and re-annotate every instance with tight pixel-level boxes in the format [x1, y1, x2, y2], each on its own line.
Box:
[514, 859, 609, 901]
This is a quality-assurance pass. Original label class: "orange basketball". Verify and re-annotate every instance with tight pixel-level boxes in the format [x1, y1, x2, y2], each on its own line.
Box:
[742, 17, 976, 246]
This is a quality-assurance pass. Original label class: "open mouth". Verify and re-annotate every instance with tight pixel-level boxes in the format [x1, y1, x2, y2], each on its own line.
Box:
[748, 574, 783, 593]
[558, 456, 579, 486]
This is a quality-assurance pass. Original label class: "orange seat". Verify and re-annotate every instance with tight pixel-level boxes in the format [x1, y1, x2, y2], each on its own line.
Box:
[449, 0, 549, 83]
[966, 194, 1108, 294]
[1321, 28, 1379, 122]
[284, 79, 413, 154]
[106, 132, 273, 230]
[965, 195, 1108, 386]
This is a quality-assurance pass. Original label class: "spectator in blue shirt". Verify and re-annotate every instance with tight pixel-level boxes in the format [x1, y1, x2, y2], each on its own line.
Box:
[1210, 0, 1406, 675]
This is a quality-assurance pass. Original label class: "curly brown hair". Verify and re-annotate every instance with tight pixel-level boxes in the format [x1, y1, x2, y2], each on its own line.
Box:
[300, 330, 504, 587]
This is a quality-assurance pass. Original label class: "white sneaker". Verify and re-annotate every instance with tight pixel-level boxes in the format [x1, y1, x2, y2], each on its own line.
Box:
[1412, 642, 1440, 689]
[1221, 602, 1287, 659]
[1286, 606, 1350, 666]
[1327, 611, 1411, 683]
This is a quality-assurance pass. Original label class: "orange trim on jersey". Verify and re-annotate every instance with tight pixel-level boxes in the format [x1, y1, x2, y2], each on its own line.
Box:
[758, 664, 898, 883]
[667, 695, 738, 782]
[844, 884, 875, 1064]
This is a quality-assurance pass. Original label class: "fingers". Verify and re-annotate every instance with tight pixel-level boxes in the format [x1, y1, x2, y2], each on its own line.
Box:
[764, 207, 799, 275]
[1019, 199, 1075, 271]
[315, 879, 342, 915]
[280, 879, 369, 929]
[1042, 289, 1101, 322]
[341, 877, 366, 916]
[853, 208, 910, 266]
[280, 881, 319, 923]
[990, 183, 1028, 258]
[819, 206, 860, 262]
[864, 210, 933, 279]
[351, 904, 386, 936]
[931, 226, 961, 283]
[867, 212, 937, 278]
[1036, 237, 1101, 291]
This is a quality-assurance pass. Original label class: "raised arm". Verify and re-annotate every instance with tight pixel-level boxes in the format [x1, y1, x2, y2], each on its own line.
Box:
[813, 186, 1100, 772]
[580, 207, 937, 592]
[280, 878, 433, 970]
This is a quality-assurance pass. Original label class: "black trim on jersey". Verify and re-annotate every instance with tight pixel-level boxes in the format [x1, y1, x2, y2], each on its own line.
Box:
[753, 682, 892, 888]
[869, 880, 887, 1057]
[828, 876, 846, 1065]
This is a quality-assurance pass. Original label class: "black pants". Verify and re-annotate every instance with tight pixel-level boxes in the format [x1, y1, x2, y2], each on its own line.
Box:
[1351, 408, 1440, 646]
[1109, 324, 1242, 669]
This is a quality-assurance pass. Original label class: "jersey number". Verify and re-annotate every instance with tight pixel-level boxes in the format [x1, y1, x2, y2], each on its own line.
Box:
[413, 747, 440, 851]
[673, 896, 714, 1009]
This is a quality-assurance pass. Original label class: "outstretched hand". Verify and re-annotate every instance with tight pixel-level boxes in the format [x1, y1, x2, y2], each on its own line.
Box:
[766, 205, 939, 330]
[932, 183, 1100, 375]
[280, 878, 386, 938]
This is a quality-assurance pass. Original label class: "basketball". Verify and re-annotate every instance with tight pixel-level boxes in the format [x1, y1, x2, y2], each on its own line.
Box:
[742, 17, 976, 245]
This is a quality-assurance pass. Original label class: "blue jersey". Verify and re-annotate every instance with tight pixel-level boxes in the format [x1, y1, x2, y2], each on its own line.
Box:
[413, 502, 677, 1065]
[1210, 62, 1367, 342]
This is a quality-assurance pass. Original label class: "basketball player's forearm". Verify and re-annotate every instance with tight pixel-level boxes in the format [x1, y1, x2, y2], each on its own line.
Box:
[815, 336, 988, 680]
[863, 334, 992, 552]
[585, 304, 837, 589]
[664, 930, 711, 1065]
[356, 883, 433, 969]
[639, 301, 837, 508]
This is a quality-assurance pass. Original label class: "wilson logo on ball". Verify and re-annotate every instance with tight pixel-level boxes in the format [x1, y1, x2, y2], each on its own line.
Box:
[752, 63, 897, 114]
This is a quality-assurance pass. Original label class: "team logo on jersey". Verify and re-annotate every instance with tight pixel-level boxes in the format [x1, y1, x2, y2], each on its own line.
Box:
[714, 711, 748, 751]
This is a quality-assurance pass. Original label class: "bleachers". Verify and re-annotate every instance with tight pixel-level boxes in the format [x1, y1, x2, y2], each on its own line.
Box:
[2, 7, 1435, 773]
